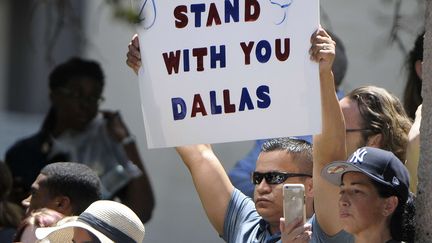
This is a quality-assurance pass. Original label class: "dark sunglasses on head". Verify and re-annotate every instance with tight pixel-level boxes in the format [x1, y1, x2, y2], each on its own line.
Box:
[251, 171, 312, 185]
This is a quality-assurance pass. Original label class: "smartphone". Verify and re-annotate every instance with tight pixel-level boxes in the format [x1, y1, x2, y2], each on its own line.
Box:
[283, 184, 306, 225]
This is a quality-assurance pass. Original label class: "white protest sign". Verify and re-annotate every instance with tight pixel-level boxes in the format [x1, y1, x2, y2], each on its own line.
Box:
[136, 0, 321, 148]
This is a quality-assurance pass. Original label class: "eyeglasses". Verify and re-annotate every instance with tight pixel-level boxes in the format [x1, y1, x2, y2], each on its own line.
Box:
[251, 171, 312, 185]
[56, 88, 105, 105]
[345, 128, 371, 133]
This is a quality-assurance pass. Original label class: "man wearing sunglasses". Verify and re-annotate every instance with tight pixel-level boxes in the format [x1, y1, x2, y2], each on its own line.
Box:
[176, 137, 313, 243]
[172, 28, 339, 243]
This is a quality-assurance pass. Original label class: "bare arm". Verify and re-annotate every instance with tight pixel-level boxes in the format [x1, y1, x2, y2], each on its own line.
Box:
[406, 104, 422, 194]
[310, 28, 347, 235]
[176, 145, 234, 235]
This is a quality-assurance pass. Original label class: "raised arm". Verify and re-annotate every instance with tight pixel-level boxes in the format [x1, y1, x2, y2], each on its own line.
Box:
[176, 145, 234, 235]
[310, 28, 347, 235]
[406, 104, 422, 194]
[103, 110, 155, 223]
[127, 34, 141, 75]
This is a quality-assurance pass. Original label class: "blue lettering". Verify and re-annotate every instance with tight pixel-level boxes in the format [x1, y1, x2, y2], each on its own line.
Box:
[225, 0, 239, 23]
[172, 98, 187, 120]
[190, 4, 206, 27]
[256, 85, 271, 108]
[183, 49, 190, 72]
[210, 45, 226, 69]
[210, 91, 222, 114]
[255, 40, 272, 63]
[239, 87, 254, 111]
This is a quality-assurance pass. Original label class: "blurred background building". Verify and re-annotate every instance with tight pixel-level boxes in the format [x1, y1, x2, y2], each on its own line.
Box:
[0, 0, 424, 242]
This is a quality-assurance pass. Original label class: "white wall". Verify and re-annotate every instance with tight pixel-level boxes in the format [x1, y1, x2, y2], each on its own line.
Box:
[82, 1, 423, 242]
[322, 0, 424, 97]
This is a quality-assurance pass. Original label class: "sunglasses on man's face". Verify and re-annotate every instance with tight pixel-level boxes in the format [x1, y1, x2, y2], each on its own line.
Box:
[251, 171, 312, 185]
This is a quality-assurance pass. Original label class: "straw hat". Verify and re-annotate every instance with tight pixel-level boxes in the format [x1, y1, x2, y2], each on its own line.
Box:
[35, 200, 145, 243]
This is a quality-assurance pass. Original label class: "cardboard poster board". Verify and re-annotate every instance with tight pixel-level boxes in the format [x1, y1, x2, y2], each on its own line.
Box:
[136, 0, 320, 148]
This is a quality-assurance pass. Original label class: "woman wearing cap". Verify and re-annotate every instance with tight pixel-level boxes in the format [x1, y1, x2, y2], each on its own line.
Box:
[35, 200, 145, 243]
[321, 147, 414, 243]
[310, 29, 414, 243]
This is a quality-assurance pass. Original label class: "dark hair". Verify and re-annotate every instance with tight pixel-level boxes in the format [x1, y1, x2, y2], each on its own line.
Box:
[347, 86, 412, 161]
[327, 31, 348, 88]
[0, 162, 23, 228]
[372, 180, 415, 242]
[40, 162, 102, 215]
[403, 32, 424, 120]
[261, 137, 313, 174]
[40, 57, 105, 141]
[49, 57, 104, 91]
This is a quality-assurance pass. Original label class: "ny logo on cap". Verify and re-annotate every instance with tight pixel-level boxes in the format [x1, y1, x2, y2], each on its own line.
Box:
[349, 148, 368, 164]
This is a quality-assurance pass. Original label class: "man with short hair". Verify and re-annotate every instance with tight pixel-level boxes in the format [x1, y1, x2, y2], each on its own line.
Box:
[22, 162, 102, 216]
[176, 137, 314, 242]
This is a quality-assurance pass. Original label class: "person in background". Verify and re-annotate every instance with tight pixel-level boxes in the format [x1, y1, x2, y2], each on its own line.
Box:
[0, 162, 23, 243]
[13, 162, 100, 243]
[35, 200, 145, 243]
[403, 32, 424, 194]
[5, 57, 155, 222]
[22, 162, 102, 217]
[403, 32, 424, 120]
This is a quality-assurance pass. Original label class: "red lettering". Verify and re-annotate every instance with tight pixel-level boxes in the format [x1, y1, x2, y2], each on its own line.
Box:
[223, 89, 236, 113]
[162, 50, 181, 75]
[191, 94, 208, 117]
[206, 3, 222, 27]
[192, 48, 208, 72]
[245, 0, 260, 22]
[240, 42, 254, 65]
[174, 5, 188, 28]
[275, 38, 290, 61]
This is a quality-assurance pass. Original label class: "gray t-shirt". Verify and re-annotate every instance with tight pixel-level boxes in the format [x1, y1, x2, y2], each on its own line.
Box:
[309, 214, 354, 243]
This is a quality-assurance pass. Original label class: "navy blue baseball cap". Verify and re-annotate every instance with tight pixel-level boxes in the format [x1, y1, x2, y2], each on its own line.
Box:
[322, 147, 410, 202]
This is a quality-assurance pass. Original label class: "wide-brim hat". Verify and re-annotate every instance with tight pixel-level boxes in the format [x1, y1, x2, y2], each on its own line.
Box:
[36, 200, 145, 243]
[322, 147, 410, 202]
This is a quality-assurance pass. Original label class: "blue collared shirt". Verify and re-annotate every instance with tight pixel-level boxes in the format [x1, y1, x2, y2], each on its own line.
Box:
[222, 188, 281, 243]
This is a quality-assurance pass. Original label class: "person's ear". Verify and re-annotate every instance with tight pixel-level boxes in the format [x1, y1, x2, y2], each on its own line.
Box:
[55, 196, 72, 214]
[382, 196, 398, 217]
[366, 133, 383, 148]
[415, 60, 422, 80]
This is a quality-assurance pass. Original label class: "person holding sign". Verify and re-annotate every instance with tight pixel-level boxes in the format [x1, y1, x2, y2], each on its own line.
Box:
[127, 27, 337, 242]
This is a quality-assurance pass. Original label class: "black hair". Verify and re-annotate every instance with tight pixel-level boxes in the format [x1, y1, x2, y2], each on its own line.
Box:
[372, 180, 415, 242]
[0, 162, 23, 228]
[403, 32, 424, 120]
[48, 57, 104, 91]
[261, 137, 313, 174]
[40, 162, 102, 215]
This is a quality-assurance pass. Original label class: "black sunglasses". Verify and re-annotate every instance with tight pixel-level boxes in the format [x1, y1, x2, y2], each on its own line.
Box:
[251, 171, 312, 185]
